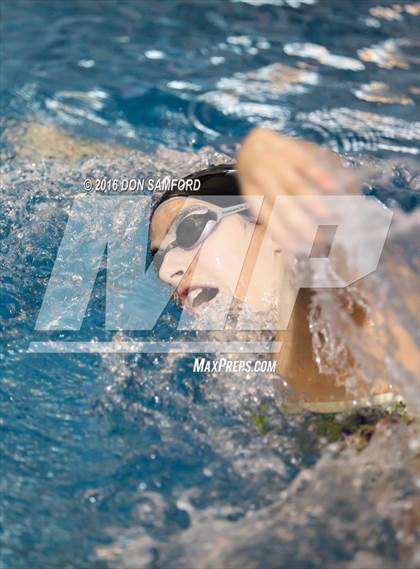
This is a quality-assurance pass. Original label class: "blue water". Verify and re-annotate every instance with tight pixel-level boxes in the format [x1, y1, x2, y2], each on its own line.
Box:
[0, 1, 419, 568]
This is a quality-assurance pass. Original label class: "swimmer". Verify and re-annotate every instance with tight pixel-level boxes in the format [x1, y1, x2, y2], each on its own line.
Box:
[10, 120, 415, 412]
[150, 127, 414, 413]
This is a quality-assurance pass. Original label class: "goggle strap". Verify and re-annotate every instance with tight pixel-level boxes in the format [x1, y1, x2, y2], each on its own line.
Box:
[218, 202, 250, 219]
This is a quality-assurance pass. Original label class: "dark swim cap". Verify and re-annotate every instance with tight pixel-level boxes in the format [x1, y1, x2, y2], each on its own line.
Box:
[151, 163, 251, 218]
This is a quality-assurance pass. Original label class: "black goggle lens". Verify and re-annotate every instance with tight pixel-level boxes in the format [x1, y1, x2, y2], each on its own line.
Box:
[152, 209, 218, 275]
[175, 210, 217, 249]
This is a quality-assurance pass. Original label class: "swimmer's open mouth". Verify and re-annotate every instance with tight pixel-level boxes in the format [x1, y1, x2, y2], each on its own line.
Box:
[177, 285, 219, 312]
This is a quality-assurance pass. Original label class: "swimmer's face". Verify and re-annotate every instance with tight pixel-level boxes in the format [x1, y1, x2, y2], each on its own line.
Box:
[150, 197, 261, 312]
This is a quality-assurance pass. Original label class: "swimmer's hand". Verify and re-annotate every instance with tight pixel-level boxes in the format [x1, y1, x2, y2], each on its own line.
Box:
[237, 127, 359, 252]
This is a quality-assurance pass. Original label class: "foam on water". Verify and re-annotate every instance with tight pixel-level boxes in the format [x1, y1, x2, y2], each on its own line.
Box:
[1, 1, 419, 567]
[3, 119, 418, 568]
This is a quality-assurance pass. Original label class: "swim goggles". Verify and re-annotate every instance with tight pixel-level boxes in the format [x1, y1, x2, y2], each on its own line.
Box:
[152, 202, 249, 274]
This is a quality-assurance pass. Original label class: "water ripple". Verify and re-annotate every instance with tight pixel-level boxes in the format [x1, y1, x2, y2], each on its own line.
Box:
[284, 42, 365, 71]
[297, 107, 420, 154]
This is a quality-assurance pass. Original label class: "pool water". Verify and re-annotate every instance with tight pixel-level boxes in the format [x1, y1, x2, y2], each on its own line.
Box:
[0, 1, 419, 568]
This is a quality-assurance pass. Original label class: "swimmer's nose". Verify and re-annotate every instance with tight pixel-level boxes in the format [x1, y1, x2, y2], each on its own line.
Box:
[158, 248, 189, 286]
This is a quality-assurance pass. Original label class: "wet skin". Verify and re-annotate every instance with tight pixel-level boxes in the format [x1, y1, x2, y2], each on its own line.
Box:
[149, 127, 394, 406]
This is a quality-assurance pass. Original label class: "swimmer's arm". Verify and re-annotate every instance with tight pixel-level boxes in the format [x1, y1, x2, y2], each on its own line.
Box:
[236, 127, 356, 252]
